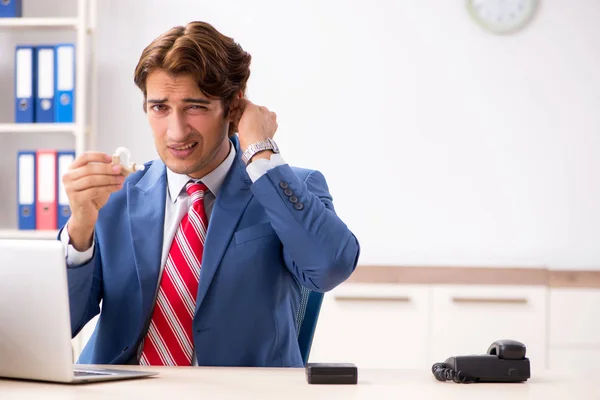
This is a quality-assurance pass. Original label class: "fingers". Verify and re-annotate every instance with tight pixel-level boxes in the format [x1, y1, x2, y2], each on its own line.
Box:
[229, 107, 243, 125]
[64, 152, 124, 192]
[63, 150, 125, 198]
[270, 111, 278, 133]
[231, 98, 276, 117]
[67, 174, 125, 192]
[69, 152, 112, 170]
[71, 185, 123, 204]
[236, 98, 251, 110]
[67, 161, 122, 182]
[257, 104, 275, 118]
[228, 98, 248, 119]
[231, 98, 278, 137]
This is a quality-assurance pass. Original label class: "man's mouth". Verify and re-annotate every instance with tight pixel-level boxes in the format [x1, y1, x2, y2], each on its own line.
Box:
[170, 142, 198, 151]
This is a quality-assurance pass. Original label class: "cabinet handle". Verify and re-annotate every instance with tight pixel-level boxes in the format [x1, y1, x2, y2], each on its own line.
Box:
[451, 297, 528, 304]
[334, 295, 412, 302]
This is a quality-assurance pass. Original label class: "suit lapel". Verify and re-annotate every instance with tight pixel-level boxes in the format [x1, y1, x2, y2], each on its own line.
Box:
[127, 160, 167, 334]
[195, 138, 253, 315]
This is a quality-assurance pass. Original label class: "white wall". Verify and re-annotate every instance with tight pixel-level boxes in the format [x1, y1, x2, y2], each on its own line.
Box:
[4, 0, 600, 270]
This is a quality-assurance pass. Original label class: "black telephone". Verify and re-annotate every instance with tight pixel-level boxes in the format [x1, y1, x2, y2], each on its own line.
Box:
[431, 339, 530, 383]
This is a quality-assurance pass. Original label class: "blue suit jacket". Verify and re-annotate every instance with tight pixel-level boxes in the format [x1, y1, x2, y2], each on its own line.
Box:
[65, 138, 360, 367]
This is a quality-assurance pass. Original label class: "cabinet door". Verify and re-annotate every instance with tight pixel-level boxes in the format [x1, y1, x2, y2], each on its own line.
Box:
[548, 349, 600, 376]
[549, 288, 600, 346]
[430, 285, 547, 370]
[309, 283, 430, 368]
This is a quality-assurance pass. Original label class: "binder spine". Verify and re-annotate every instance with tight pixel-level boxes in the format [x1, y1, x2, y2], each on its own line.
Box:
[15, 46, 36, 123]
[35, 46, 55, 123]
[17, 151, 36, 230]
[56, 151, 75, 229]
[54, 44, 75, 123]
[36, 150, 58, 230]
[0, 0, 22, 18]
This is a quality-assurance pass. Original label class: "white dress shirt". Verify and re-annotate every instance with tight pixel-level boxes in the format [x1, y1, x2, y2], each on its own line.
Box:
[60, 143, 286, 364]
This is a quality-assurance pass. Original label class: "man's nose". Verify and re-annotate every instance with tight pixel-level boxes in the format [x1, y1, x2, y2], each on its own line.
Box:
[167, 110, 190, 141]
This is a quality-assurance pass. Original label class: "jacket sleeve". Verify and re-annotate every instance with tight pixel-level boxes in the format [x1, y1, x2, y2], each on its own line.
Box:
[250, 164, 360, 292]
[60, 229, 104, 337]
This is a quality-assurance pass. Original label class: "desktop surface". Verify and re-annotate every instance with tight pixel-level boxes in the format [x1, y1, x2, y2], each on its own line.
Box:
[0, 366, 597, 399]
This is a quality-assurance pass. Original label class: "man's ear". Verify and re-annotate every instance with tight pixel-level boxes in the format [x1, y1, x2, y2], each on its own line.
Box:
[227, 91, 243, 119]
[231, 90, 243, 106]
[226, 91, 244, 136]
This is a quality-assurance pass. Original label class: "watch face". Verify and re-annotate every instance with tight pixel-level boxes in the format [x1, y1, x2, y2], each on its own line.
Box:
[467, 0, 538, 35]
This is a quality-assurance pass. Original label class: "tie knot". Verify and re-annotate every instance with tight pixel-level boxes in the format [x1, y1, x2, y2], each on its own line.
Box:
[186, 182, 208, 204]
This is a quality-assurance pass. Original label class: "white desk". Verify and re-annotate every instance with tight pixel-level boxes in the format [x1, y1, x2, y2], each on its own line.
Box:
[1, 366, 598, 399]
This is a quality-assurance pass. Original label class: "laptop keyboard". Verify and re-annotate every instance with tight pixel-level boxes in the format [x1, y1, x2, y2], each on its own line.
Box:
[74, 370, 112, 377]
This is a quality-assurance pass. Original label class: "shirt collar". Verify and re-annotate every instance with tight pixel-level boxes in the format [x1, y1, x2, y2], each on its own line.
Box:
[166, 142, 236, 203]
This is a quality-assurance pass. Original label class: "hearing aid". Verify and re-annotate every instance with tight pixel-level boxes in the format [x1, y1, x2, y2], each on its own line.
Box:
[112, 147, 145, 177]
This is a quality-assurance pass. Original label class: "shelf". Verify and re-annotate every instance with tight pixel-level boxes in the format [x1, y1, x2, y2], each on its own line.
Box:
[0, 229, 59, 240]
[0, 18, 79, 29]
[0, 123, 77, 134]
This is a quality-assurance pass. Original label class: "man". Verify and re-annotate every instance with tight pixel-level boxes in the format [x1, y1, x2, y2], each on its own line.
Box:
[60, 21, 360, 367]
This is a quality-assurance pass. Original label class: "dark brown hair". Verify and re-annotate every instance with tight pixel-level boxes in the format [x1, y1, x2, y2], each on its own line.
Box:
[134, 21, 251, 135]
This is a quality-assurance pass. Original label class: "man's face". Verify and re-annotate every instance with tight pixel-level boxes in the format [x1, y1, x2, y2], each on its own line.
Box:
[145, 70, 230, 179]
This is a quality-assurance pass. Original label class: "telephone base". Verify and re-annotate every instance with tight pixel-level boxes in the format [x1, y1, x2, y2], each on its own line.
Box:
[441, 355, 530, 383]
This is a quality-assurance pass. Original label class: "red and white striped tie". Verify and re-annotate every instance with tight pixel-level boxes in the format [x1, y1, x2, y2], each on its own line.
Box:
[139, 182, 208, 366]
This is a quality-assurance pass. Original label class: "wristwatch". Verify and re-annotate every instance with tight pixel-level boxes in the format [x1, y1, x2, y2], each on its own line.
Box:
[241, 138, 280, 165]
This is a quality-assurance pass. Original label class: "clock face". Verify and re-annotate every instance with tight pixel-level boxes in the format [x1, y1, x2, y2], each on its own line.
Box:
[467, 0, 539, 34]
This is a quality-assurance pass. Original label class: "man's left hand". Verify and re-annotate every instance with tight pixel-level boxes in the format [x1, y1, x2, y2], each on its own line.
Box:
[230, 98, 278, 153]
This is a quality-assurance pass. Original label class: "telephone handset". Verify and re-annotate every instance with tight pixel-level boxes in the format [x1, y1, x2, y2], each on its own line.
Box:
[432, 339, 531, 383]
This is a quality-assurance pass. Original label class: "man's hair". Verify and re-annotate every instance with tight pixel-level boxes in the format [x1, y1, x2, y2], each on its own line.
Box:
[134, 21, 251, 135]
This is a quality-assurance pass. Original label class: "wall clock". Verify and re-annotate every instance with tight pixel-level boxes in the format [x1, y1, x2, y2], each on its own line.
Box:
[467, 0, 539, 34]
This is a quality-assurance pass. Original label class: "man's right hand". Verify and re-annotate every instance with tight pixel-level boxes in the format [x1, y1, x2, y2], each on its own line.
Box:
[62, 152, 125, 251]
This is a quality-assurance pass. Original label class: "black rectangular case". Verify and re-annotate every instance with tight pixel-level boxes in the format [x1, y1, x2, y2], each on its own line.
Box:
[305, 363, 358, 385]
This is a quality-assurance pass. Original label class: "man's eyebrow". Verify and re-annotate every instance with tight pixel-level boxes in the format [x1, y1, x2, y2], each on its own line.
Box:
[183, 98, 211, 104]
[147, 98, 211, 104]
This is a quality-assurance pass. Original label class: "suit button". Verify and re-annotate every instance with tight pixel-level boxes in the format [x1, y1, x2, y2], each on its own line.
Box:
[289, 195, 298, 203]
[294, 202, 304, 211]
[284, 188, 293, 197]
[279, 181, 289, 189]
[122, 346, 129, 352]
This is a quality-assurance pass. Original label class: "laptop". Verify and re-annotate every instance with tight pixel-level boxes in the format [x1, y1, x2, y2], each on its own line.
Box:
[0, 239, 158, 383]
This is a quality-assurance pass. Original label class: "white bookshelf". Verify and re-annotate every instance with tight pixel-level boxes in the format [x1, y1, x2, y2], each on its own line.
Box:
[0, 17, 79, 29]
[0, 229, 59, 240]
[1, 0, 96, 239]
[0, 123, 77, 133]
[0, 0, 93, 153]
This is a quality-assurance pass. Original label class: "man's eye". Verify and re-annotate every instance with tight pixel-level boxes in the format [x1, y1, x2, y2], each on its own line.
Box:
[188, 105, 208, 111]
[151, 105, 167, 112]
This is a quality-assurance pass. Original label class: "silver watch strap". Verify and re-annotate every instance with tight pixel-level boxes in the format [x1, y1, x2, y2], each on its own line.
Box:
[242, 138, 279, 164]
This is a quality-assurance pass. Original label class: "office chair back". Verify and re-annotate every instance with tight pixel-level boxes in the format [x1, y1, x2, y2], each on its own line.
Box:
[295, 286, 324, 365]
